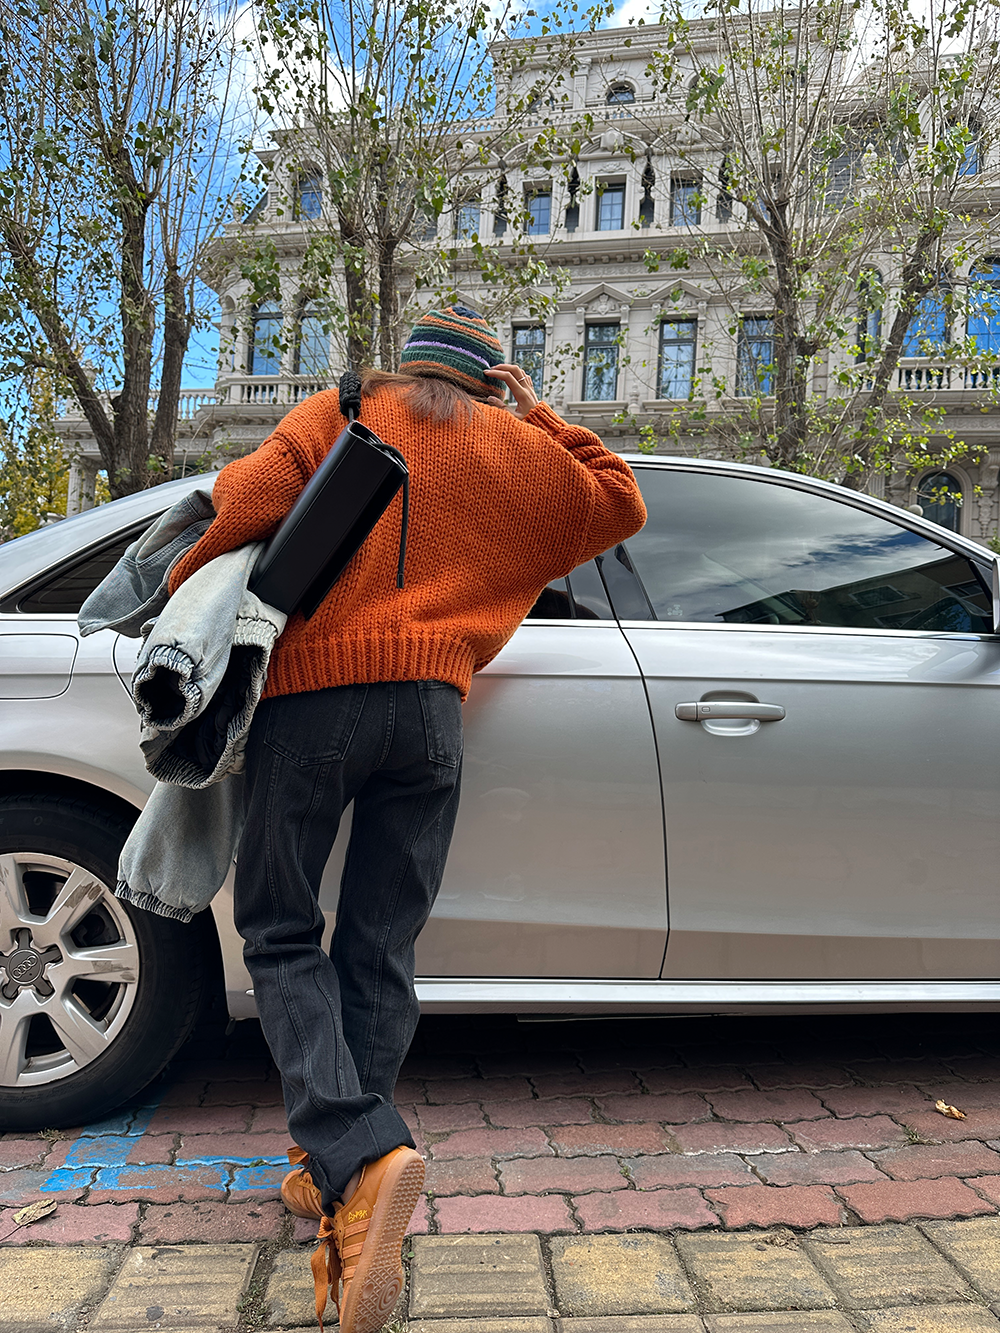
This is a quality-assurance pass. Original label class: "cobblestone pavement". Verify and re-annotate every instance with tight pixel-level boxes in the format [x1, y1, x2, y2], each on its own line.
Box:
[4, 1010, 1000, 1330]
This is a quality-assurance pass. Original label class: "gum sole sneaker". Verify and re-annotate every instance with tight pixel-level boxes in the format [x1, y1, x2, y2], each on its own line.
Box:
[281, 1145, 323, 1220]
[331, 1146, 424, 1333]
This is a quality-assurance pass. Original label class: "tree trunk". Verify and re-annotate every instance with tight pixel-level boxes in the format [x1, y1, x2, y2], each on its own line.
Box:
[378, 238, 400, 370]
[150, 261, 192, 482]
[764, 204, 815, 470]
[107, 145, 154, 498]
[339, 210, 374, 369]
[841, 226, 941, 491]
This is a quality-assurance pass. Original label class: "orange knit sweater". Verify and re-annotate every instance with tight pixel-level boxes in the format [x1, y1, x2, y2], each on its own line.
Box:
[169, 387, 647, 701]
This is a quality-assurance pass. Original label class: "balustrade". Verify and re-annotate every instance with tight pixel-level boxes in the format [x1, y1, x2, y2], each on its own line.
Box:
[895, 359, 1000, 391]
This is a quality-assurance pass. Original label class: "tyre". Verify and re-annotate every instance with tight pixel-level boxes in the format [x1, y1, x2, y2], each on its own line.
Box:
[0, 792, 212, 1130]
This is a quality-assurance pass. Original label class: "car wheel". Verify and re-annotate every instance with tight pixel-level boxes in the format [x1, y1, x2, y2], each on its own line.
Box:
[0, 793, 212, 1130]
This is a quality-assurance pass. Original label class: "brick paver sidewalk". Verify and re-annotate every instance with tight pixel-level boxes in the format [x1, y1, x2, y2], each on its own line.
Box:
[3, 1011, 1000, 1331]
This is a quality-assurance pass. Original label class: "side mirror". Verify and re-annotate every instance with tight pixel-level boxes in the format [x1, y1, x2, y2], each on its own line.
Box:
[992, 555, 1000, 634]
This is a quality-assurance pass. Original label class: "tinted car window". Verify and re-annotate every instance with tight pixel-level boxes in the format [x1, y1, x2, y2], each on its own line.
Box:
[525, 562, 614, 620]
[627, 468, 991, 632]
[11, 529, 142, 615]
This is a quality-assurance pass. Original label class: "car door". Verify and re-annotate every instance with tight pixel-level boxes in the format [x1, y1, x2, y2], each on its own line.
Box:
[619, 463, 1000, 981]
[320, 563, 664, 980]
[0, 526, 154, 802]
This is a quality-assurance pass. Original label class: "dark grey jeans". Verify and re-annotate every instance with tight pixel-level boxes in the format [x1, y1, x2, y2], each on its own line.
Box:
[234, 680, 463, 1211]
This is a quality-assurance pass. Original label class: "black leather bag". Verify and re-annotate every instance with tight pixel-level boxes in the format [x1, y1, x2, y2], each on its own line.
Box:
[249, 372, 409, 619]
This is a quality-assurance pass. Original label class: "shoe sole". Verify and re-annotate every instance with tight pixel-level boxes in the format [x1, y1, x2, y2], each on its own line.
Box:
[339, 1149, 424, 1333]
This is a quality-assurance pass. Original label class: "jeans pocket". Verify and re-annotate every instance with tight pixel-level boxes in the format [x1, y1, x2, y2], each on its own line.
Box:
[417, 680, 463, 767]
[264, 684, 369, 765]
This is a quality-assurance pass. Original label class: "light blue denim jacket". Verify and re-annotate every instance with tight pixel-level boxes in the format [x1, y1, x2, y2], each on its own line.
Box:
[79, 490, 286, 921]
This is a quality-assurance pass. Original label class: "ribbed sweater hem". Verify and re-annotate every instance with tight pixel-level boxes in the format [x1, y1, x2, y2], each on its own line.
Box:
[262, 633, 479, 701]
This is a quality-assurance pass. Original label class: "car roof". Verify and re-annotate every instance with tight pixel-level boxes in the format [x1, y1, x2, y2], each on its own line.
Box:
[0, 454, 988, 604]
[0, 474, 218, 600]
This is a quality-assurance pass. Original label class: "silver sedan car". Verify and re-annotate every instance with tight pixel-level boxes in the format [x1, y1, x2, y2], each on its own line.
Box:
[1, 456, 998, 1127]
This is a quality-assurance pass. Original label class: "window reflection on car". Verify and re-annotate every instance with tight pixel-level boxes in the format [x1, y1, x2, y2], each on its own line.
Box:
[625, 468, 990, 632]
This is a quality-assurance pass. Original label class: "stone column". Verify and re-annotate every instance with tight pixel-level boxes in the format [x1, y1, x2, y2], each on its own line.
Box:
[66, 457, 98, 516]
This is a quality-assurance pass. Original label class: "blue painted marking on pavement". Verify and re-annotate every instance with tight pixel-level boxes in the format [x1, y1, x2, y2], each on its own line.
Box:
[229, 1165, 287, 1192]
[40, 1085, 169, 1189]
[40, 1168, 96, 1193]
[91, 1164, 229, 1192]
[176, 1153, 287, 1168]
[60, 1136, 133, 1168]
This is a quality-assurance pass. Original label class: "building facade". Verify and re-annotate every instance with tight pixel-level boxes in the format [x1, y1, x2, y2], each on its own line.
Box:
[56, 20, 1000, 545]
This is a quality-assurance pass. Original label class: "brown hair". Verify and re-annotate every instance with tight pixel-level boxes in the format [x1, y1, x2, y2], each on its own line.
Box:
[361, 367, 481, 425]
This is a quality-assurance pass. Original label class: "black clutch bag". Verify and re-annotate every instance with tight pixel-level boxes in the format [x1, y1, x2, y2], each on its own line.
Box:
[249, 372, 409, 619]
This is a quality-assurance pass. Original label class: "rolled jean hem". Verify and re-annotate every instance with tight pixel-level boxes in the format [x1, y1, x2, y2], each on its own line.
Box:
[308, 1100, 417, 1209]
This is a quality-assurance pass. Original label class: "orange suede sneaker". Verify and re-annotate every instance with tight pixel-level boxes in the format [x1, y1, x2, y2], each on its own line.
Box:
[311, 1146, 424, 1333]
[280, 1145, 323, 1220]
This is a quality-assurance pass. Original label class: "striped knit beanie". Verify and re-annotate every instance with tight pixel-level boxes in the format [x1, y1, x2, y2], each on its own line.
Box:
[399, 305, 505, 398]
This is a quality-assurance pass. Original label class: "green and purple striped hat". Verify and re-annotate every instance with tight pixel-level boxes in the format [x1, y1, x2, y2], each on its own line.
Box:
[399, 304, 505, 398]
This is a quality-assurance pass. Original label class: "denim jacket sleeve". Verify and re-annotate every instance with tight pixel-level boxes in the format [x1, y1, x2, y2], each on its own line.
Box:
[77, 489, 216, 638]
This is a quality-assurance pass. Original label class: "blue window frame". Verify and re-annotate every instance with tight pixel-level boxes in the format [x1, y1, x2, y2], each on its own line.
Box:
[736, 316, 774, 396]
[670, 180, 701, 227]
[513, 326, 545, 394]
[250, 302, 283, 375]
[295, 171, 323, 220]
[597, 184, 625, 231]
[968, 262, 1000, 353]
[658, 320, 697, 398]
[957, 123, 980, 176]
[583, 324, 620, 400]
[526, 192, 551, 235]
[607, 84, 635, 105]
[294, 303, 329, 376]
[456, 203, 481, 238]
[856, 269, 883, 362]
[902, 292, 949, 356]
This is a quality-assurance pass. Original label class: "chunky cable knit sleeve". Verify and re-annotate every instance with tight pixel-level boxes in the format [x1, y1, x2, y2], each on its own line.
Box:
[167, 431, 309, 594]
[520, 401, 647, 562]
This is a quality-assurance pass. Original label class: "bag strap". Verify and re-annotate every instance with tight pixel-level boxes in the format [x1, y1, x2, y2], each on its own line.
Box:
[337, 369, 409, 589]
[339, 370, 363, 422]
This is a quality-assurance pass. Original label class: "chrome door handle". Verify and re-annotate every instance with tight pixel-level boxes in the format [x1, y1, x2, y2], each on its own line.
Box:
[675, 702, 786, 722]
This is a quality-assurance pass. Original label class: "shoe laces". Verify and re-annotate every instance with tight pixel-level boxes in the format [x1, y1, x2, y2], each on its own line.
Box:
[311, 1189, 372, 1331]
[310, 1214, 342, 1333]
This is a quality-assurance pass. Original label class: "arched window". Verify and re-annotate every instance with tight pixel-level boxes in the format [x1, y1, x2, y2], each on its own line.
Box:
[607, 83, 635, 105]
[250, 302, 283, 376]
[294, 302, 329, 376]
[916, 471, 963, 532]
[968, 260, 1000, 354]
[295, 170, 323, 220]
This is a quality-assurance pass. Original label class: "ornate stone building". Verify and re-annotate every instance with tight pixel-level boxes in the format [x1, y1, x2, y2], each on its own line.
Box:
[56, 19, 1000, 545]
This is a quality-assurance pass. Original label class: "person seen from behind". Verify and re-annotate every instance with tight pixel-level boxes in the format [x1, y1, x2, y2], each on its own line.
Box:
[166, 305, 647, 1333]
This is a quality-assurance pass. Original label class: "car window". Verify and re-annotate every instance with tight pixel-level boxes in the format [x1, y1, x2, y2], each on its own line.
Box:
[9, 528, 144, 615]
[525, 561, 615, 620]
[626, 468, 992, 632]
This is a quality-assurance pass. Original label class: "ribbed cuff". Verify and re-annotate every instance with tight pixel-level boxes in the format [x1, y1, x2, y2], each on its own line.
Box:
[115, 880, 196, 922]
[263, 634, 478, 703]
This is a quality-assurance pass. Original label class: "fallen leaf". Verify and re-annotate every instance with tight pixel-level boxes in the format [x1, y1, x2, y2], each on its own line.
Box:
[12, 1200, 56, 1227]
[934, 1099, 966, 1120]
